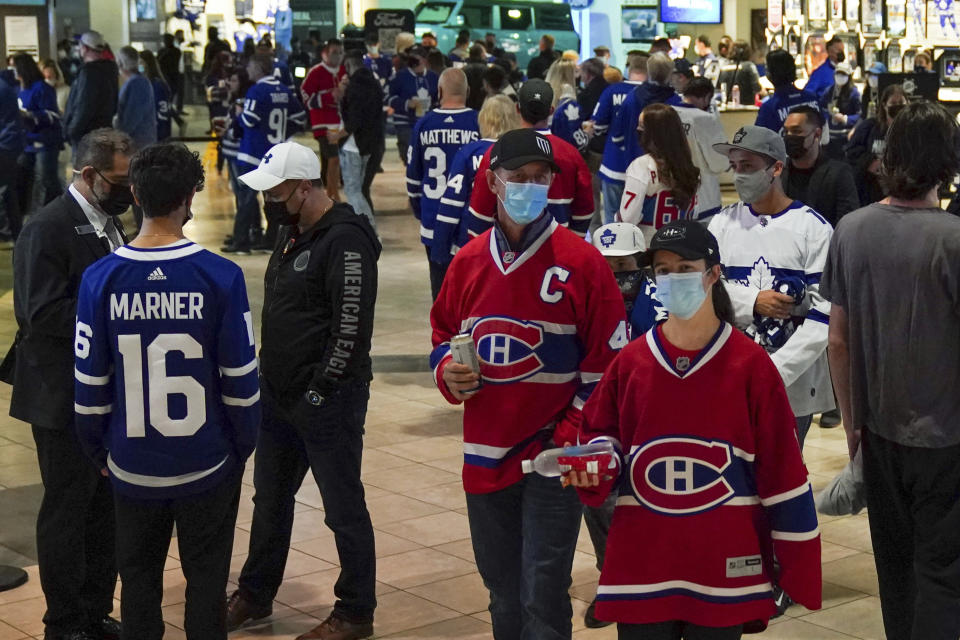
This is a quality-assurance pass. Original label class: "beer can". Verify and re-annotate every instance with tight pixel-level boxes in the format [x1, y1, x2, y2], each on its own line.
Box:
[450, 333, 482, 391]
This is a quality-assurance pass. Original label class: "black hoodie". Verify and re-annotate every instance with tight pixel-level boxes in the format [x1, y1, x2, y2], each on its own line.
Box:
[340, 66, 385, 156]
[260, 203, 381, 406]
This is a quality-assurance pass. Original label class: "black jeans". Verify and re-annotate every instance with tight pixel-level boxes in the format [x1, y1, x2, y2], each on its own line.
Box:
[32, 425, 117, 635]
[362, 139, 385, 216]
[0, 149, 22, 238]
[618, 621, 743, 639]
[114, 469, 243, 640]
[238, 383, 376, 621]
[232, 170, 263, 249]
[17, 149, 63, 215]
[862, 429, 960, 640]
[425, 247, 448, 301]
[395, 125, 411, 165]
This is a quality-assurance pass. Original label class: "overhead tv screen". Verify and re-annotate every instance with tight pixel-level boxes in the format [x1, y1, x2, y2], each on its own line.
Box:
[659, 0, 722, 23]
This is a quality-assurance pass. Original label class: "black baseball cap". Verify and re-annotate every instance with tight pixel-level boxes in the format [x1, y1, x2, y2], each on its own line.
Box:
[640, 220, 721, 267]
[518, 79, 554, 121]
[673, 58, 694, 78]
[489, 129, 561, 172]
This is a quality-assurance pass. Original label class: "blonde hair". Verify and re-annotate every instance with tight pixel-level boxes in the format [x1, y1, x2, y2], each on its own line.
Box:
[478, 94, 522, 139]
[603, 66, 624, 83]
[394, 32, 415, 54]
[561, 50, 580, 63]
[546, 58, 577, 107]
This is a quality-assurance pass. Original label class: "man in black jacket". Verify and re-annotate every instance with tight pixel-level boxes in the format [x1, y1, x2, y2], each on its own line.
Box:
[781, 106, 860, 226]
[226, 141, 380, 640]
[526, 34, 561, 80]
[6, 128, 133, 640]
[329, 52, 384, 229]
[577, 57, 607, 120]
[62, 32, 119, 156]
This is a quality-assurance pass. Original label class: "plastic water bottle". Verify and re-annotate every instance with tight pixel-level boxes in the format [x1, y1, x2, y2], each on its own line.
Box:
[521, 441, 616, 477]
[731, 84, 741, 107]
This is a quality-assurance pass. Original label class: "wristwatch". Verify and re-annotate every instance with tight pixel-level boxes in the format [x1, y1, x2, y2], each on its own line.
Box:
[306, 390, 324, 406]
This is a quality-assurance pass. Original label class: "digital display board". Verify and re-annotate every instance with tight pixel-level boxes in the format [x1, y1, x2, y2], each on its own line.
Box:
[659, 0, 722, 24]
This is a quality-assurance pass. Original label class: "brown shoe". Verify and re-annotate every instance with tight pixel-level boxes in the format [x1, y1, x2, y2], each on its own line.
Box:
[225, 589, 272, 631]
[295, 613, 374, 640]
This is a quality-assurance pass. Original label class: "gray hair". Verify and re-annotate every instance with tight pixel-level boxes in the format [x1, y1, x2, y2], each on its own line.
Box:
[647, 52, 673, 84]
[75, 128, 134, 173]
[117, 46, 140, 72]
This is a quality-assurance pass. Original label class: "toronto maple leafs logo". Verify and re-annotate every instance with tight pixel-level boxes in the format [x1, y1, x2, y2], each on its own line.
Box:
[600, 229, 617, 248]
[562, 102, 580, 121]
[740, 257, 775, 290]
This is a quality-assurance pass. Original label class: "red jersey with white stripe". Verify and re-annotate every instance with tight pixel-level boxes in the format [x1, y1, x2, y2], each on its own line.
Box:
[430, 220, 626, 494]
[465, 129, 595, 239]
[578, 323, 821, 628]
[300, 62, 345, 138]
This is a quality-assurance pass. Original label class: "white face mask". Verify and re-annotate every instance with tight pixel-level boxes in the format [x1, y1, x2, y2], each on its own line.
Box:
[835, 74, 849, 87]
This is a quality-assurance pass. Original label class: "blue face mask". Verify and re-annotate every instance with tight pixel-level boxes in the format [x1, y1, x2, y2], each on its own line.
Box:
[655, 271, 708, 320]
[496, 175, 549, 225]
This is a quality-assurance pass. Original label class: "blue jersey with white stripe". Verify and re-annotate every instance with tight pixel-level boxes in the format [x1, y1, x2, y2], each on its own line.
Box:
[74, 240, 261, 499]
[755, 86, 821, 133]
[431, 137, 494, 264]
[406, 107, 479, 249]
[592, 81, 642, 184]
[237, 76, 307, 170]
[18, 79, 62, 152]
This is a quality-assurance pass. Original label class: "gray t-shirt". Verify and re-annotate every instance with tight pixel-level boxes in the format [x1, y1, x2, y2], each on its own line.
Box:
[821, 203, 960, 448]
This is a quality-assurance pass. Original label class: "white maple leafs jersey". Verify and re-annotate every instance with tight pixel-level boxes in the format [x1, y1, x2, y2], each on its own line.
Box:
[708, 201, 835, 417]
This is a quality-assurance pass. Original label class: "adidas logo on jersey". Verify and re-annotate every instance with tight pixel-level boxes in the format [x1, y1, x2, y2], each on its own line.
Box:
[147, 267, 167, 281]
[444, 116, 455, 123]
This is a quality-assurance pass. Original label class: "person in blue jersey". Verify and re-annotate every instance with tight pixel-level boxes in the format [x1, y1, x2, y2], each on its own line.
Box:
[223, 52, 306, 255]
[823, 63, 861, 160]
[406, 67, 479, 299]
[586, 54, 647, 224]
[755, 49, 821, 134]
[547, 60, 588, 153]
[362, 32, 393, 87]
[227, 141, 380, 640]
[386, 46, 439, 164]
[215, 69, 252, 246]
[431, 94, 520, 267]
[0, 64, 24, 239]
[12, 53, 63, 215]
[138, 49, 173, 141]
[804, 36, 845, 105]
[74, 143, 260, 640]
[608, 53, 683, 211]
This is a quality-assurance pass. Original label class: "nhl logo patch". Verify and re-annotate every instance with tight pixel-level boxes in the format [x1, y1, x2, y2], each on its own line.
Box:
[676, 356, 691, 372]
[503, 251, 517, 264]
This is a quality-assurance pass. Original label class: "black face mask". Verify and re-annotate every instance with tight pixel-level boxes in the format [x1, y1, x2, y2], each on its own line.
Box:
[264, 183, 305, 227]
[783, 133, 812, 159]
[887, 104, 905, 120]
[615, 270, 644, 313]
[94, 170, 134, 217]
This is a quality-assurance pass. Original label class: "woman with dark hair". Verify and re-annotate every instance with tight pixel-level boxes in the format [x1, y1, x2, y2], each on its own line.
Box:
[205, 50, 233, 130]
[13, 52, 63, 213]
[139, 49, 173, 141]
[717, 40, 763, 104]
[845, 83, 908, 205]
[567, 219, 821, 640]
[824, 63, 861, 159]
[619, 103, 709, 243]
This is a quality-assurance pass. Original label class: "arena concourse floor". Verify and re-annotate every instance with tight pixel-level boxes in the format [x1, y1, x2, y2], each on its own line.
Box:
[0, 114, 888, 639]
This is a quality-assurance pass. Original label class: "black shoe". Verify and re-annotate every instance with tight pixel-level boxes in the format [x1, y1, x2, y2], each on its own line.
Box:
[819, 408, 841, 428]
[771, 585, 793, 619]
[221, 243, 251, 255]
[88, 616, 121, 640]
[226, 589, 273, 631]
[45, 631, 98, 640]
[252, 240, 274, 254]
[583, 598, 613, 628]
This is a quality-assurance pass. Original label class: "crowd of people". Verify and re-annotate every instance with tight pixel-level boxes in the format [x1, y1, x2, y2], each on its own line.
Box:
[1, 21, 960, 640]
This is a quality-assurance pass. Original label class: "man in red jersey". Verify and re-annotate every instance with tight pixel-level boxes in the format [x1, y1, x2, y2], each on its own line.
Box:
[301, 38, 346, 200]
[430, 128, 625, 640]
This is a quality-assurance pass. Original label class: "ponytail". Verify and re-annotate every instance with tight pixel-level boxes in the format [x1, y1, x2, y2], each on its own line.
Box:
[712, 277, 735, 325]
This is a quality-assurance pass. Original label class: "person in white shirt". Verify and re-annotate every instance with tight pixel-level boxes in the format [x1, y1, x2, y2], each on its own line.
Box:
[707, 125, 834, 449]
[672, 77, 728, 220]
[618, 103, 714, 243]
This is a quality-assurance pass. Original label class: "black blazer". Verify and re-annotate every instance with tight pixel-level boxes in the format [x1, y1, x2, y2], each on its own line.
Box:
[5, 190, 125, 430]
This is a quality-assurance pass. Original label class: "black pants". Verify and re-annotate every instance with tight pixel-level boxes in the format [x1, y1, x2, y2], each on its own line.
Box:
[114, 470, 242, 640]
[362, 139, 385, 216]
[238, 383, 376, 621]
[0, 149, 22, 238]
[32, 425, 117, 635]
[396, 125, 411, 165]
[425, 247, 448, 301]
[618, 621, 743, 639]
[862, 429, 960, 640]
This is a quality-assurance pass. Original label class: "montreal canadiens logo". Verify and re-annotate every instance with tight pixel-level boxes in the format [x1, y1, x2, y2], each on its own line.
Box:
[471, 316, 545, 383]
[629, 437, 734, 515]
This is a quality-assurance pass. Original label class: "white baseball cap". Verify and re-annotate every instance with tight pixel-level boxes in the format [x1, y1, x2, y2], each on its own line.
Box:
[239, 141, 322, 191]
[80, 31, 106, 51]
[592, 223, 646, 257]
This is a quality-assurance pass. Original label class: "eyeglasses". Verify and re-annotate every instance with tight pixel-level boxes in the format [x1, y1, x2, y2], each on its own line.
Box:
[95, 169, 130, 188]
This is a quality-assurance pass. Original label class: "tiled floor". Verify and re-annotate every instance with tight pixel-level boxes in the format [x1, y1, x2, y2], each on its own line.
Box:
[0, 125, 888, 638]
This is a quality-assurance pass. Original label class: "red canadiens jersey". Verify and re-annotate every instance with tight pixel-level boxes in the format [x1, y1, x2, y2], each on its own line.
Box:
[430, 220, 626, 494]
[466, 129, 595, 239]
[579, 324, 822, 629]
[301, 62, 346, 137]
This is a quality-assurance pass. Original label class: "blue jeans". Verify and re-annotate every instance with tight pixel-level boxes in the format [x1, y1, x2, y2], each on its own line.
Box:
[796, 414, 813, 450]
[465, 471, 582, 640]
[231, 162, 262, 249]
[601, 179, 624, 225]
[339, 148, 375, 229]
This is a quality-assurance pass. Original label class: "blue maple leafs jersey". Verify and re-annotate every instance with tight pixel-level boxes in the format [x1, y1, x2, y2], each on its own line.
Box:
[406, 107, 479, 248]
[74, 240, 261, 499]
[236, 76, 307, 170]
[431, 137, 494, 265]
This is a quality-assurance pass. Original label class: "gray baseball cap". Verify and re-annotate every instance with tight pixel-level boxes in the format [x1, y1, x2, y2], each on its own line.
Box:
[714, 125, 787, 164]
